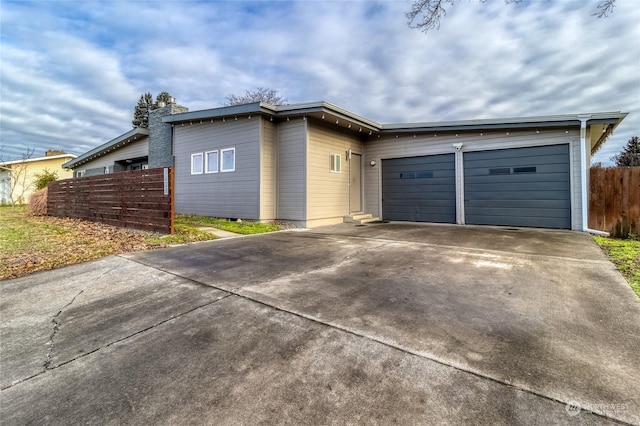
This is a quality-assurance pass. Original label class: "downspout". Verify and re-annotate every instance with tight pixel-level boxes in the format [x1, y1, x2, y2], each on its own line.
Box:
[578, 114, 610, 236]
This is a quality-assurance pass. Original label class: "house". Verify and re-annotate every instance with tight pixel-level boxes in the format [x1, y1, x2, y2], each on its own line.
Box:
[0, 150, 76, 204]
[62, 101, 188, 177]
[64, 100, 627, 231]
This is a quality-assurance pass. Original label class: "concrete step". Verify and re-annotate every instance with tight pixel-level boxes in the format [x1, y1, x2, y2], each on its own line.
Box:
[344, 214, 381, 225]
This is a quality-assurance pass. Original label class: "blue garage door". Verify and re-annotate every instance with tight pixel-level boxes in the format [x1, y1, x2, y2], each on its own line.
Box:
[382, 154, 456, 223]
[464, 144, 571, 229]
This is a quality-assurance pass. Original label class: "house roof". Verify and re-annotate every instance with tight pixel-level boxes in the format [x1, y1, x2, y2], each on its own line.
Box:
[164, 102, 627, 154]
[69, 102, 627, 167]
[0, 153, 77, 167]
[162, 101, 382, 134]
[63, 127, 149, 169]
[382, 112, 628, 154]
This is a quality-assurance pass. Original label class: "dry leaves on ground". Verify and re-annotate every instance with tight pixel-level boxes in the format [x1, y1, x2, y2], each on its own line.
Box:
[0, 215, 167, 280]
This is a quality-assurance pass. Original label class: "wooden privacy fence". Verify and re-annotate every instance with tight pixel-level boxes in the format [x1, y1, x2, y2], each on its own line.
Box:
[48, 168, 174, 234]
[589, 166, 640, 237]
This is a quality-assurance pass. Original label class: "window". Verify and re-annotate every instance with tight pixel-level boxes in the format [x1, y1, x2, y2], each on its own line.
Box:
[76, 170, 85, 178]
[330, 153, 341, 173]
[489, 167, 511, 175]
[221, 148, 235, 172]
[205, 150, 219, 173]
[191, 153, 204, 174]
[514, 166, 536, 174]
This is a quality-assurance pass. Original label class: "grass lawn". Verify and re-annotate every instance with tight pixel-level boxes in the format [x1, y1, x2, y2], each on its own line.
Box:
[594, 236, 640, 298]
[176, 214, 280, 234]
[0, 207, 279, 280]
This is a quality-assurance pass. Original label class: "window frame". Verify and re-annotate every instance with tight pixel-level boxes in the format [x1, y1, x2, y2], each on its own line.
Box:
[330, 153, 342, 173]
[205, 150, 219, 174]
[221, 147, 236, 173]
[191, 152, 204, 175]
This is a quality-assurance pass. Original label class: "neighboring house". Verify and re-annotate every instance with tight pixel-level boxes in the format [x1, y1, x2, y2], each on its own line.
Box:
[0, 151, 76, 204]
[66, 100, 627, 231]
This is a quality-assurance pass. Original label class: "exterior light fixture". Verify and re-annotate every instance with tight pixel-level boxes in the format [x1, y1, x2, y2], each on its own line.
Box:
[370, 160, 376, 166]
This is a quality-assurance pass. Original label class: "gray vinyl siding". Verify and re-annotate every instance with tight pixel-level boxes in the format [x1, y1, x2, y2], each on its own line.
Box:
[277, 119, 306, 221]
[260, 119, 276, 220]
[306, 120, 364, 220]
[174, 118, 261, 219]
[74, 138, 149, 172]
[364, 128, 580, 227]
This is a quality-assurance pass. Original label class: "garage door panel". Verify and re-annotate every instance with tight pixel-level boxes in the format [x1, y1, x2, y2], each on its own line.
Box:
[465, 144, 567, 160]
[466, 181, 568, 192]
[384, 199, 456, 208]
[465, 206, 569, 218]
[386, 179, 456, 194]
[466, 199, 569, 210]
[464, 164, 569, 177]
[464, 157, 567, 171]
[465, 172, 569, 183]
[465, 190, 569, 201]
[464, 145, 570, 229]
[465, 214, 571, 229]
[382, 154, 455, 223]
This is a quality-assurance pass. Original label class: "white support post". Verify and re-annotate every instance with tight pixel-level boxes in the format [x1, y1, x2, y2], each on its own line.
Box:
[453, 143, 465, 224]
[577, 114, 591, 231]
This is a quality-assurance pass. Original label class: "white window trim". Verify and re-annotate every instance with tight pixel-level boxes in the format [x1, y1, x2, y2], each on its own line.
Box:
[191, 152, 204, 175]
[221, 147, 236, 172]
[330, 153, 342, 173]
[205, 150, 219, 174]
[76, 170, 86, 178]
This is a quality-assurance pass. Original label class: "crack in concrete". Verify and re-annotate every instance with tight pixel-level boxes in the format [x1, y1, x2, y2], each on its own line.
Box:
[43, 290, 84, 369]
[41, 264, 123, 371]
[123, 258, 632, 425]
[3, 293, 232, 391]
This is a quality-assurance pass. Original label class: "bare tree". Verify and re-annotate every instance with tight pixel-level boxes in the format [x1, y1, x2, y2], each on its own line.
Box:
[0, 147, 35, 206]
[593, 0, 616, 18]
[407, 0, 617, 33]
[224, 88, 288, 106]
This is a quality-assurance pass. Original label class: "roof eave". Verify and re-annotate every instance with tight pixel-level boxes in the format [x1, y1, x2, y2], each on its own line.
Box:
[381, 112, 628, 134]
[63, 127, 149, 169]
[590, 112, 628, 155]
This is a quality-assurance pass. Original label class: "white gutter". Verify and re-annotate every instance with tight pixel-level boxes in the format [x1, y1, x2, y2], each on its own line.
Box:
[577, 114, 610, 236]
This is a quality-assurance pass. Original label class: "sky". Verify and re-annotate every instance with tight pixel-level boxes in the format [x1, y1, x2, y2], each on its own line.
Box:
[1, 0, 639, 165]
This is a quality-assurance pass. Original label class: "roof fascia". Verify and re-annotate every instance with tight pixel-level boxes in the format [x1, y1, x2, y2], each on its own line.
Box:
[0, 153, 78, 166]
[276, 101, 381, 130]
[163, 102, 276, 123]
[381, 112, 627, 134]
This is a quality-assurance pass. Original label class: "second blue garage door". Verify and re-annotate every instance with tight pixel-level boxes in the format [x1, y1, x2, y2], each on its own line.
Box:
[464, 144, 571, 229]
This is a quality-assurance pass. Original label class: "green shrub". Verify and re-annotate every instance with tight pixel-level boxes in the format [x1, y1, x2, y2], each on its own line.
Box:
[33, 169, 58, 190]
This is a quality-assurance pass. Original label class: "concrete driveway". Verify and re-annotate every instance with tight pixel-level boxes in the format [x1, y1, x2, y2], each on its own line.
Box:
[1, 223, 639, 425]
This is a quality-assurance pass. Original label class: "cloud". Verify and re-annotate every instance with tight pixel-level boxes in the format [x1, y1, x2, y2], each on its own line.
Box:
[0, 0, 638, 165]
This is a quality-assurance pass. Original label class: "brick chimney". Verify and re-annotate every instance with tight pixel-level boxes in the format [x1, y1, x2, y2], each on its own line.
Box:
[45, 150, 66, 157]
[148, 98, 188, 168]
